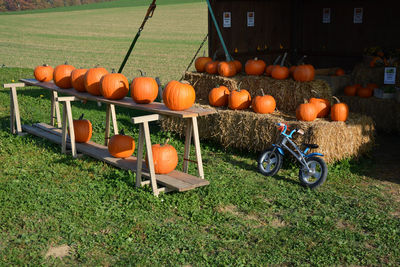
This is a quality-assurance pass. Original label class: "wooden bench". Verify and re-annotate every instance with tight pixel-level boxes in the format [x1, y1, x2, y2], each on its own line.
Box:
[6, 79, 216, 196]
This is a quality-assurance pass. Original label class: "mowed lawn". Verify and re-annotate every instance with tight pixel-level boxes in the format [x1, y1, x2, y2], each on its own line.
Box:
[1, 1, 400, 266]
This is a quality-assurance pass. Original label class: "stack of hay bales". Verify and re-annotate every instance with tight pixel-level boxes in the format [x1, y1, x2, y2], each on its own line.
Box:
[161, 72, 376, 163]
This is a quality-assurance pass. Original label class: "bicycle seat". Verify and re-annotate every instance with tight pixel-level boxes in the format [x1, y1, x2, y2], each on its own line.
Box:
[303, 143, 319, 149]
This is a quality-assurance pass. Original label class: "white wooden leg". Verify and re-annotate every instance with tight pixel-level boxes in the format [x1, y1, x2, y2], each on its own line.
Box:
[143, 121, 159, 196]
[65, 101, 77, 158]
[10, 89, 15, 134]
[183, 119, 193, 173]
[10, 86, 22, 134]
[136, 124, 145, 188]
[192, 117, 204, 179]
[51, 91, 61, 128]
[110, 104, 118, 135]
[61, 104, 68, 154]
[105, 104, 111, 146]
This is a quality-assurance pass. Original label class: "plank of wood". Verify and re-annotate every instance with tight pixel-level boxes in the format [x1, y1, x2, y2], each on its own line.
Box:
[19, 79, 217, 118]
[132, 114, 160, 124]
[3, 83, 25, 88]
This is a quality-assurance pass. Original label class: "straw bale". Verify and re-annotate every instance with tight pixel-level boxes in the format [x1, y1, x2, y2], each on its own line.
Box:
[339, 95, 400, 133]
[161, 104, 375, 163]
[184, 71, 332, 113]
[352, 64, 400, 87]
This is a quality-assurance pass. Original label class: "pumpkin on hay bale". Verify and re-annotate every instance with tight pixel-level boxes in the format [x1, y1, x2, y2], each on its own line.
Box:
[160, 104, 375, 163]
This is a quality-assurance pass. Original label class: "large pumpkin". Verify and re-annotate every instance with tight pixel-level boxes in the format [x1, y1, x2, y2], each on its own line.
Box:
[293, 64, 315, 82]
[331, 96, 349, 122]
[71, 68, 88, 92]
[245, 58, 266, 75]
[232, 60, 242, 73]
[72, 114, 92, 143]
[204, 61, 219, 74]
[34, 64, 53, 82]
[108, 129, 135, 158]
[309, 97, 330, 118]
[131, 76, 159, 104]
[163, 80, 196, 111]
[209, 85, 230, 107]
[100, 73, 129, 100]
[344, 85, 357, 96]
[84, 67, 109, 96]
[195, 56, 212, 72]
[271, 65, 289, 80]
[218, 61, 236, 77]
[228, 89, 251, 110]
[53, 63, 75, 89]
[252, 90, 276, 114]
[146, 139, 178, 174]
[296, 101, 317, 121]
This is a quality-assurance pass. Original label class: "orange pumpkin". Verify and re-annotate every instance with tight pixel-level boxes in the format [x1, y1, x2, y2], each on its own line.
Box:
[296, 101, 317, 121]
[53, 63, 75, 89]
[208, 85, 230, 107]
[84, 67, 109, 96]
[72, 114, 92, 143]
[293, 64, 315, 82]
[163, 80, 196, 111]
[108, 130, 135, 158]
[34, 64, 53, 82]
[218, 61, 237, 77]
[245, 58, 266, 75]
[331, 96, 348, 122]
[344, 85, 357, 96]
[335, 68, 345, 76]
[252, 90, 276, 114]
[195, 57, 212, 72]
[131, 76, 159, 104]
[232, 60, 242, 73]
[100, 73, 129, 100]
[71, 68, 88, 92]
[146, 139, 178, 174]
[289, 65, 297, 77]
[228, 89, 251, 110]
[265, 65, 276, 76]
[204, 61, 219, 74]
[357, 87, 373, 98]
[309, 97, 330, 118]
[271, 65, 289, 80]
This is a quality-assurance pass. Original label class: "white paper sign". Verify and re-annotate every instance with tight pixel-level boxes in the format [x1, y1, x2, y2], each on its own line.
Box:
[384, 67, 396, 84]
[353, 8, 363, 24]
[247, 11, 255, 27]
[322, 8, 331, 23]
[223, 12, 231, 28]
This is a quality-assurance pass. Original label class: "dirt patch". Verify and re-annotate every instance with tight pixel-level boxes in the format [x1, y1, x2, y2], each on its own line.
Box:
[269, 217, 286, 228]
[336, 220, 356, 231]
[45, 244, 71, 259]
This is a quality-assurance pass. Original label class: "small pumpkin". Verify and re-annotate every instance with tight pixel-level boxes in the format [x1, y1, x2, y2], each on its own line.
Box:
[271, 65, 289, 80]
[208, 85, 230, 107]
[289, 65, 297, 77]
[108, 129, 135, 158]
[357, 87, 373, 98]
[34, 64, 53, 82]
[146, 139, 178, 174]
[309, 97, 330, 118]
[195, 56, 212, 72]
[218, 61, 237, 77]
[204, 61, 219, 74]
[163, 80, 196, 111]
[100, 72, 129, 100]
[252, 89, 276, 114]
[293, 64, 315, 82]
[335, 68, 345, 76]
[72, 113, 92, 143]
[53, 62, 75, 89]
[344, 85, 357, 96]
[265, 65, 276, 76]
[296, 100, 317, 121]
[131, 74, 159, 104]
[245, 57, 266, 75]
[84, 67, 109, 96]
[228, 88, 251, 110]
[331, 96, 349, 122]
[71, 68, 88, 92]
[232, 60, 242, 73]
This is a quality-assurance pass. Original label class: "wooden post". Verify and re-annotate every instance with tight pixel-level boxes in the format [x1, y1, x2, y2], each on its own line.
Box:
[50, 91, 61, 128]
[3, 83, 24, 135]
[136, 124, 145, 188]
[183, 119, 193, 173]
[58, 96, 78, 158]
[191, 116, 204, 179]
[105, 104, 118, 146]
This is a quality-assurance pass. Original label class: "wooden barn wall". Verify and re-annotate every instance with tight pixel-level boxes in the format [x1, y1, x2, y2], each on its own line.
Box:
[209, 0, 400, 69]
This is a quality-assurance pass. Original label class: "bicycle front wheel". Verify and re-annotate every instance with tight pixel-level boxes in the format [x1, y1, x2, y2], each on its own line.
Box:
[258, 147, 282, 176]
[298, 156, 328, 189]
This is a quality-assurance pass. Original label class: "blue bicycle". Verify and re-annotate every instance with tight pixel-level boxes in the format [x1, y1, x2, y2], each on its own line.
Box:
[258, 123, 328, 188]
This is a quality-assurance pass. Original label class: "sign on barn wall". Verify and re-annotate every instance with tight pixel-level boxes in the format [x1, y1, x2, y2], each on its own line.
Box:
[322, 8, 331, 24]
[223, 12, 231, 28]
[353, 7, 363, 24]
[247, 12, 255, 27]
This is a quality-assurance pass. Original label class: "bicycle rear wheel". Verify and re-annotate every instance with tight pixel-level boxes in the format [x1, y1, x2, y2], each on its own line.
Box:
[258, 148, 282, 176]
[298, 156, 328, 189]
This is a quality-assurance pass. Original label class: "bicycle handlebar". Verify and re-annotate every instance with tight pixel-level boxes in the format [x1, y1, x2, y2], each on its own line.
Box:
[276, 123, 304, 138]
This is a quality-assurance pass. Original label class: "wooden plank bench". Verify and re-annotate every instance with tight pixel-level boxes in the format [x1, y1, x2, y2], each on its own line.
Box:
[6, 79, 216, 196]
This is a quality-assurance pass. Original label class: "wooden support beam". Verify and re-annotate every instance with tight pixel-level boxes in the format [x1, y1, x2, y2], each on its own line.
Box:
[132, 114, 160, 124]
[183, 119, 193, 173]
[4, 83, 24, 135]
[50, 91, 61, 128]
[192, 116, 204, 178]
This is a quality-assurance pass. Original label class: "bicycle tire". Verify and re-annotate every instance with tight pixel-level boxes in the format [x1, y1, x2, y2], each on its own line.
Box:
[298, 156, 328, 189]
[258, 147, 283, 176]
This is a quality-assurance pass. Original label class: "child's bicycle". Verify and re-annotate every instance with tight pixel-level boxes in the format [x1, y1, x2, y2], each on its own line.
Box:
[257, 123, 328, 188]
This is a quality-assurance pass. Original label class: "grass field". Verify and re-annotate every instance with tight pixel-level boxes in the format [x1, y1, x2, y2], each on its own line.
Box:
[1, 1, 400, 266]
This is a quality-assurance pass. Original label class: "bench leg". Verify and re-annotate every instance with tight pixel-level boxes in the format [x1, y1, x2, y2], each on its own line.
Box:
[143, 122, 160, 196]
[51, 91, 61, 128]
[61, 101, 77, 157]
[105, 104, 118, 146]
[61, 104, 68, 154]
[192, 117, 204, 179]
[183, 119, 193, 173]
[9, 86, 22, 135]
[136, 124, 145, 188]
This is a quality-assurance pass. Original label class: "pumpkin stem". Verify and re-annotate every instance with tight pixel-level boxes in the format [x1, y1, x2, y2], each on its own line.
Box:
[254, 57, 258, 61]
[78, 113, 84, 120]
[163, 138, 170, 146]
[181, 80, 191, 85]
[237, 81, 243, 91]
[43, 64, 48, 67]
[260, 88, 265, 96]
[273, 55, 281, 65]
[119, 129, 125, 135]
[310, 89, 321, 98]
[212, 50, 218, 61]
[332, 96, 341, 103]
[64, 61, 68, 65]
[202, 50, 205, 57]
[111, 68, 116, 73]
[137, 69, 146, 77]
[303, 98, 308, 104]
[297, 55, 307, 65]
[280, 52, 288, 67]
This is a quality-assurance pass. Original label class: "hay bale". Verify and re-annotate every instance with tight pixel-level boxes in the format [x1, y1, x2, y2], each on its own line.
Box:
[339, 95, 400, 133]
[352, 64, 400, 87]
[184, 71, 332, 113]
[161, 104, 375, 163]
